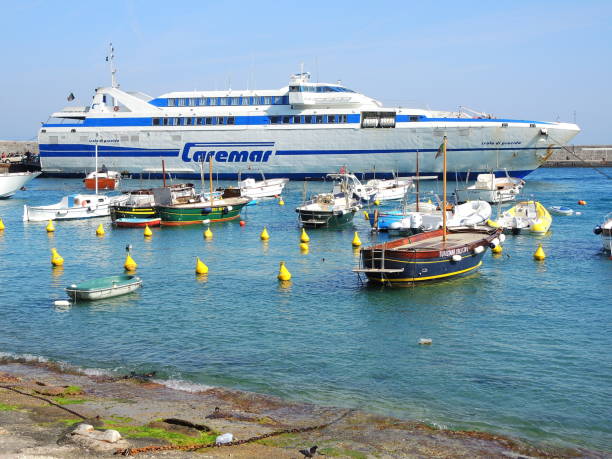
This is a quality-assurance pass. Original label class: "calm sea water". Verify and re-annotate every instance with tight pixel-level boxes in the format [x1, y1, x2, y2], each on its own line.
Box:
[0, 168, 610, 451]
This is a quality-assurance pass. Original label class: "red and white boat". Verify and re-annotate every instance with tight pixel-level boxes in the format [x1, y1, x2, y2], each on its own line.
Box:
[83, 170, 121, 190]
[114, 217, 161, 228]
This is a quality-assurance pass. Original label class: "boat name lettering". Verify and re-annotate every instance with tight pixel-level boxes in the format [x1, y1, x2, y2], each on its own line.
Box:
[181, 143, 274, 163]
[88, 139, 120, 143]
[439, 246, 469, 257]
[481, 141, 522, 146]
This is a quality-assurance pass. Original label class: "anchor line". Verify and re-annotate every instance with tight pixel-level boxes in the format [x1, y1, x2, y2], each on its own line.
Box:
[548, 136, 611, 180]
[0, 385, 87, 419]
[114, 409, 354, 456]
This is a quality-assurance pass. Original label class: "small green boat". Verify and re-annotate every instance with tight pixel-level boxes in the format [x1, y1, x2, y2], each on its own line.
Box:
[65, 275, 142, 301]
[158, 197, 249, 225]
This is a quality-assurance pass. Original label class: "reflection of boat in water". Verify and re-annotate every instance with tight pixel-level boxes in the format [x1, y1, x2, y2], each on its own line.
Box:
[355, 136, 502, 287]
[454, 172, 524, 204]
[593, 213, 612, 253]
[66, 275, 142, 301]
[23, 194, 113, 221]
[495, 200, 552, 234]
[83, 170, 121, 190]
[296, 174, 362, 228]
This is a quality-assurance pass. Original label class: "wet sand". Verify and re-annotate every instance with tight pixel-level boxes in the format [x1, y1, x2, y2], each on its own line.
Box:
[0, 360, 604, 458]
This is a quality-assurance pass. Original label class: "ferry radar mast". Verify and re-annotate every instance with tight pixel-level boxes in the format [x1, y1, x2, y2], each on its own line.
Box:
[107, 43, 118, 88]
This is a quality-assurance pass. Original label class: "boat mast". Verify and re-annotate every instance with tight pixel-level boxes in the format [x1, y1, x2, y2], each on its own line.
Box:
[442, 136, 447, 242]
[415, 150, 420, 212]
[95, 142, 99, 195]
[108, 43, 118, 88]
[209, 158, 214, 207]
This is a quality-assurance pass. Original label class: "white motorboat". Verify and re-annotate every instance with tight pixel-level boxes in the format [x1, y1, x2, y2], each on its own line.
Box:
[329, 173, 376, 203]
[83, 169, 121, 190]
[23, 194, 114, 222]
[238, 172, 289, 199]
[366, 176, 414, 202]
[296, 174, 362, 227]
[388, 200, 492, 234]
[454, 173, 525, 204]
[593, 213, 612, 253]
[0, 169, 41, 198]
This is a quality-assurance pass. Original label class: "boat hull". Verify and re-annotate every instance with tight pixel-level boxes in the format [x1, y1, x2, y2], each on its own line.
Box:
[23, 204, 110, 222]
[0, 171, 41, 198]
[115, 217, 161, 228]
[38, 122, 579, 180]
[65, 275, 142, 301]
[110, 205, 158, 221]
[355, 227, 501, 286]
[297, 208, 356, 228]
[84, 177, 118, 190]
[158, 202, 247, 225]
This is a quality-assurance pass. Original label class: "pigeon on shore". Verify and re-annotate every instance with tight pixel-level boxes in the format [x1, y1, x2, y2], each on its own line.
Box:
[299, 445, 318, 457]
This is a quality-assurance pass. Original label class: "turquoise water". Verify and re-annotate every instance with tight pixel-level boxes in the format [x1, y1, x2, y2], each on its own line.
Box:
[0, 168, 610, 451]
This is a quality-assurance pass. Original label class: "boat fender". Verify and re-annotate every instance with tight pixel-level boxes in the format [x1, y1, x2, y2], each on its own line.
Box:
[201, 207, 212, 215]
[490, 237, 500, 247]
[82, 201, 87, 207]
[451, 254, 462, 262]
[227, 205, 233, 211]
[594, 226, 602, 235]
[499, 233, 506, 243]
[474, 245, 485, 254]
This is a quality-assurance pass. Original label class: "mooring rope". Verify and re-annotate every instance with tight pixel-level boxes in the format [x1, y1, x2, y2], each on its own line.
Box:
[114, 409, 354, 456]
[548, 137, 611, 179]
[0, 385, 87, 419]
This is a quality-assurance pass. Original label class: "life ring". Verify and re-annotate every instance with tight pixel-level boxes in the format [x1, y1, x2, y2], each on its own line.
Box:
[113, 106, 119, 112]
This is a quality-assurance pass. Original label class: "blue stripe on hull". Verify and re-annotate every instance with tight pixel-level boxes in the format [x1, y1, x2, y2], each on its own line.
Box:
[40, 170, 535, 180]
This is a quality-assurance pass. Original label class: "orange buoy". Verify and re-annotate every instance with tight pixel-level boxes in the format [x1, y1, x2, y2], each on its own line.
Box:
[578, 200, 587, 206]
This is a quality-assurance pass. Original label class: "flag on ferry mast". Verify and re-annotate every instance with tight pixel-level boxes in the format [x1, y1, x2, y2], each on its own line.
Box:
[435, 140, 445, 159]
[67, 92, 75, 102]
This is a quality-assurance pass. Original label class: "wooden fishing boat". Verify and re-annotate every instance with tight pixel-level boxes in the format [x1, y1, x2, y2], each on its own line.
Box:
[157, 197, 249, 225]
[355, 136, 502, 287]
[354, 226, 502, 286]
[65, 275, 142, 301]
[114, 217, 161, 228]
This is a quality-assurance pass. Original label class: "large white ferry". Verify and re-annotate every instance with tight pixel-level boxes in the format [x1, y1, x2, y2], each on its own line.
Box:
[39, 53, 579, 180]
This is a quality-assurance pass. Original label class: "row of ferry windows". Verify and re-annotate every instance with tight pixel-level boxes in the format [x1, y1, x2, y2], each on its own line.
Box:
[151, 114, 350, 126]
[167, 95, 289, 107]
[288, 85, 355, 93]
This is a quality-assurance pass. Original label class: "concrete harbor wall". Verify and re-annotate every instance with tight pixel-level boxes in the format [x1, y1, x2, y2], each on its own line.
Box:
[0, 141, 609, 167]
[541, 145, 611, 167]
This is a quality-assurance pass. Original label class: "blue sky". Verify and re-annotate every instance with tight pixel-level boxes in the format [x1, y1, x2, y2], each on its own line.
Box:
[1, 0, 610, 143]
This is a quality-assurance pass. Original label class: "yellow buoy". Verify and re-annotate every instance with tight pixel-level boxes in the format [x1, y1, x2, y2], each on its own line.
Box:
[46, 220, 55, 233]
[50, 248, 64, 266]
[278, 197, 285, 206]
[0, 218, 5, 230]
[352, 231, 362, 247]
[204, 227, 213, 239]
[195, 257, 208, 274]
[300, 228, 310, 243]
[492, 244, 503, 254]
[534, 244, 546, 261]
[277, 261, 291, 281]
[95, 223, 105, 236]
[260, 227, 270, 241]
[143, 225, 153, 237]
[124, 253, 137, 271]
[363, 211, 369, 221]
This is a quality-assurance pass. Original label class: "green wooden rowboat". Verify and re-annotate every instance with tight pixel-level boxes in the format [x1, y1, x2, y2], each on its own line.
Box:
[158, 196, 250, 225]
[65, 275, 142, 301]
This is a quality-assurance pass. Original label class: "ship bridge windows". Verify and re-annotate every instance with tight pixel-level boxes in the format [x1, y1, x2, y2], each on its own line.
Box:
[361, 111, 396, 128]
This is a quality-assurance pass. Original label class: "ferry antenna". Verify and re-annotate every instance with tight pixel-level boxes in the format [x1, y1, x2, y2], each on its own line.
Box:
[107, 42, 118, 88]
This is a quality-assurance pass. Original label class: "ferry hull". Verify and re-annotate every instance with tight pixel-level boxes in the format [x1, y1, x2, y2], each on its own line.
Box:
[38, 123, 579, 180]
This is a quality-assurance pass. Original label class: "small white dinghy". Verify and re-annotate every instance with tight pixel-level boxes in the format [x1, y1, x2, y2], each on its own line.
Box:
[365, 176, 414, 202]
[238, 171, 289, 199]
[549, 206, 574, 216]
[23, 194, 113, 221]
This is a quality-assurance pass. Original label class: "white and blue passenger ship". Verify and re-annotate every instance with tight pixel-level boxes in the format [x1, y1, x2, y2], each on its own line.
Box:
[39, 59, 579, 179]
